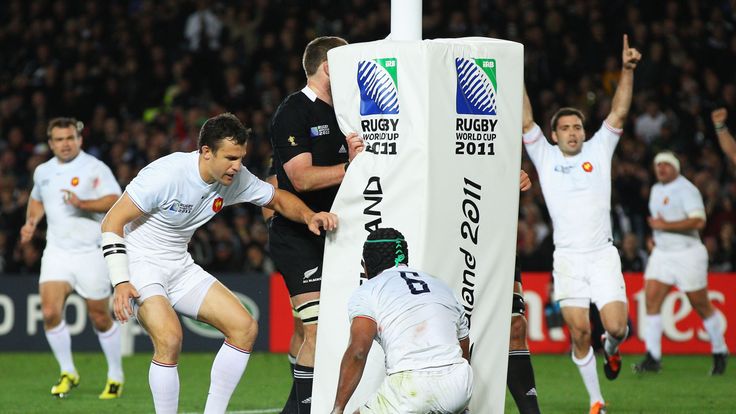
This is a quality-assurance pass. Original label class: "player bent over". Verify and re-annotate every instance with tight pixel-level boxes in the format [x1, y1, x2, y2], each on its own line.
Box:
[101, 113, 338, 414]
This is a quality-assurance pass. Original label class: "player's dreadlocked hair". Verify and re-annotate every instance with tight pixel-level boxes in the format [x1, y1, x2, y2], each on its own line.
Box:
[362, 227, 409, 279]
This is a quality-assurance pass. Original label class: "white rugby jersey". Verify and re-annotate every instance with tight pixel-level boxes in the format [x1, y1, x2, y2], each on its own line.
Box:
[31, 151, 121, 252]
[348, 266, 469, 375]
[124, 151, 274, 259]
[523, 122, 622, 252]
[649, 175, 705, 250]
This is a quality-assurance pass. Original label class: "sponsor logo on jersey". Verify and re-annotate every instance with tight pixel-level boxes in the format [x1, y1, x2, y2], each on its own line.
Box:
[455, 58, 497, 115]
[163, 199, 193, 214]
[582, 161, 593, 172]
[303, 266, 320, 281]
[212, 197, 224, 213]
[357, 58, 398, 116]
[554, 165, 574, 174]
[309, 125, 330, 137]
[71, 177, 79, 186]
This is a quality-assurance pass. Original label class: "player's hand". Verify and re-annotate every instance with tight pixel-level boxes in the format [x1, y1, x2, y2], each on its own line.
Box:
[345, 132, 364, 161]
[113, 282, 140, 323]
[307, 211, 338, 235]
[19, 221, 37, 244]
[61, 189, 81, 208]
[520, 170, 532, 192]
[622, 34, 641, 70]
[712, 108, 728, 125]
[647, 215, 667, 230]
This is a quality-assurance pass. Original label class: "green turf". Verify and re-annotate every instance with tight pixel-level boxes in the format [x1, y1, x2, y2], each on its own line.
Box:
[0, 352, 732, 413]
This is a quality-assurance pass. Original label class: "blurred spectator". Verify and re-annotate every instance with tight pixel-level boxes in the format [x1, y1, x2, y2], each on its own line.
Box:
[1, 0, 736, 274]
[619, 232, 648, 272]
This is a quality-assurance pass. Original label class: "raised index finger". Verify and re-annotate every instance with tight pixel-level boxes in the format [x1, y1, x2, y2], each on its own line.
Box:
[623, 34, 629, 51]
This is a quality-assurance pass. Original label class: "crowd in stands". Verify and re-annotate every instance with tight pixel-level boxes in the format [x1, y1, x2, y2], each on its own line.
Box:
[1, 0, 735, 275]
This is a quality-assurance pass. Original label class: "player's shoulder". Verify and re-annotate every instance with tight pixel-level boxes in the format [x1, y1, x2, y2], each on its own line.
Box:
[33, 156, 55, 175]
[146, 151, 194, 171]
[274, 90, 311, 117]
[675, 175, 700, 193]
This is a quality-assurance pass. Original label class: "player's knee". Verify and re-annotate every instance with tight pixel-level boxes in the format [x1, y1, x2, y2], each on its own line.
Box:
[153, 332, 183, 359]
[41, 304, 62, 327]
[509, 315, 527, 345]
[222, 312, 258, 348]
[569, 325, 591, 343]
[88, 308, 112, 331]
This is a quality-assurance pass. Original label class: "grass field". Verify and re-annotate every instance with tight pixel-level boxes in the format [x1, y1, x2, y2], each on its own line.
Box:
[0, 352, 732, 413]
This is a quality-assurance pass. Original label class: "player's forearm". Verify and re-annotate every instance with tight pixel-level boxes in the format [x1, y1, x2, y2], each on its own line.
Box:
[716, 128, 736, 164]
[289, 164, 345, 192]
[607, 68, 634, 129]
[25, 198, 45, 225]
[333, 351, 368, 412]
[522, 87, 535, 133]
[269, 189, 317, 225]
[460, 337, 471, 363]
[660, 217, 705, 232]
[78, 194, 120, 213]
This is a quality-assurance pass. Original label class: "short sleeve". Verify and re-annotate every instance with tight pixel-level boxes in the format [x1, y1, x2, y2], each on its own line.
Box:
[124, 163, 167, 214]
[348, 287, 376, 322]
[587, 121, 623, 157]
[94, 162, 122, 197]
[682, 183, 706, 220]
[30, 168, 42, 201]
[226, 168, 275, 207]
[522, 123, 552, 166]
[456, 306, 470, 341]
[270, 99, 311, 163]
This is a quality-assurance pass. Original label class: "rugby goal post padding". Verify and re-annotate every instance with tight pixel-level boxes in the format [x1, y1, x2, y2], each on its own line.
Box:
[313, 38, 523, 414]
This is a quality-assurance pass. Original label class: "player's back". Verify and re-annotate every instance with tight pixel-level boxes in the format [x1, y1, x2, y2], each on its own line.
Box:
[349, 266, 467, 375]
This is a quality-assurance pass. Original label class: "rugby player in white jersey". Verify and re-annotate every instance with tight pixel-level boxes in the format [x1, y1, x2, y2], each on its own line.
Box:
[522, 35, 641, 414]
[634, 152, 728, 375]
[331, 228, 473, 414]
[100, 113, 338, 414]
[20, 117, 124, 399]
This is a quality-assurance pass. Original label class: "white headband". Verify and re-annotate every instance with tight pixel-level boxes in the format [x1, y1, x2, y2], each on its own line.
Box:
[654, 152, 680, 173]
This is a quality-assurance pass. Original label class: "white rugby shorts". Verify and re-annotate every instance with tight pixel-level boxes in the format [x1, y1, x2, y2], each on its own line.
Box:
[40, 246, 111, 300]
[645, 243, 708, 292]
[553, 245, 627, 308]
[360, 361, 473, 414]
[129, 253, 216, 319]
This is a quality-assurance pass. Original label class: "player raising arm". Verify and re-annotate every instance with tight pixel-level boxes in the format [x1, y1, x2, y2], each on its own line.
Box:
[522, 34, 641, 414]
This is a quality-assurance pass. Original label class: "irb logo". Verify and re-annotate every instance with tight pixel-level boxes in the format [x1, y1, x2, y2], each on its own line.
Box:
[357, 58, 399, 115]
[455, 58, 497, 115]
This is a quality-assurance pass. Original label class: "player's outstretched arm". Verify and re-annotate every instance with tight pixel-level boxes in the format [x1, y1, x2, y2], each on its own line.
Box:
[20, 198, 44, 244]
[606, 34, 642, 129]
[261, 175, 278, 221]
[520, 170, 532, 192]
[522, 86, 535, 134]
[712, 108, 736, 164]
[266, 188, 338, 235]
[101, 192, 144, 323]
[331, 316, 377, 414]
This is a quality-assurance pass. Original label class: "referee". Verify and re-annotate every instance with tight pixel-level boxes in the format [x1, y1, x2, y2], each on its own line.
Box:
[268, 36, 363, 414]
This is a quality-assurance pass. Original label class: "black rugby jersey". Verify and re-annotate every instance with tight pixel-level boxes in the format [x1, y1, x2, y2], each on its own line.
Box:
[269, 86, 348, 216]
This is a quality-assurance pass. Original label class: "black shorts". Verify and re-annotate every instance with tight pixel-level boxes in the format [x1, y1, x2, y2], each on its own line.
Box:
[268, 216, 324, 296]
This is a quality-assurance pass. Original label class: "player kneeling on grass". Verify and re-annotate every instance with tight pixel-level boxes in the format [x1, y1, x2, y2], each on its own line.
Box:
[101, 113, 338, 414]
[331, 228, 473, 414]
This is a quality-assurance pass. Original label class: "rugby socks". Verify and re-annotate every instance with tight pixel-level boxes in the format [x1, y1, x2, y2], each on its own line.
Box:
[644, 315, 663, 360]
[45, 320, 77, 374]
[604, 325, 629, 356]
[96, 322, 124, 382]
[294, 364, 314, 414]
[507, 350, 541, 414]
[204, 341, 251, 414]
[150, 360, 179, 414]
[572, 347, 603, 406]
[281, 354, 298, 414]
[703, 314, 728, 354]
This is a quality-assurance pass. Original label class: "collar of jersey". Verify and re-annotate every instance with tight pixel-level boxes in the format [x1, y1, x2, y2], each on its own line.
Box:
[301, 85, 318, 102]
